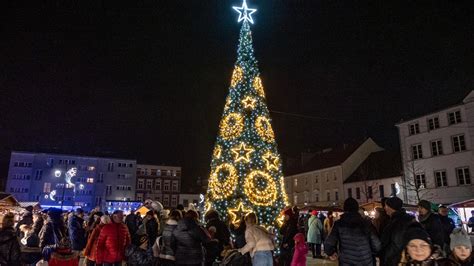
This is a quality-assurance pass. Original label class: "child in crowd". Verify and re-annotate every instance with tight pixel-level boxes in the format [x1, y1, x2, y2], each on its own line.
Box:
[449, 228, 473, 266]
[291, 233, 308, 266]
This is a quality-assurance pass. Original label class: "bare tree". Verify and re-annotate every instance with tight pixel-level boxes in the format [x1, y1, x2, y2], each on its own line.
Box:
[402, 160, 433, 203]
[356, 158, 379, 203]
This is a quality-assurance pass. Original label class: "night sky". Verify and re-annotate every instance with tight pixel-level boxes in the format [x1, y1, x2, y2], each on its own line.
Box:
[1, 0, 473, 189]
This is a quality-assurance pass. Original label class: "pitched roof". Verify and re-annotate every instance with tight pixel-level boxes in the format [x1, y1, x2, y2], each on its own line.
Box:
[285, 139, 367, 176]
[344, 150, 402, 184]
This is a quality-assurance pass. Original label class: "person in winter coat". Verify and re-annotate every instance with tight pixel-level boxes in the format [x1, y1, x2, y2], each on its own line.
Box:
[144, 210, 160, 249]
[84, 215, 111, 266]
[448, 228, 473, 266]
[33, 213, 44, 236]
[238, 212, 275, 266]
[173, 210, 212, 266]
[418, 200, 445, 248]
[39, 208, 67, 249]
[205, 210, 231, 262]
[438, 206, 456, 252]
[279, 208, 298, 266]
[324, 198, 381, 266]
[0, 213, 21, 265]
[380, 196, 416, 266]
[398, 223, 450, 265]
[19, 224, 42, 265]
[126, 234, 154, 266]
[48, 237, 80, 266]
[373, 207, 390, 237]
[68, 208, 86, 251]
[307, 210, 323, 258]
[229, 215, 246, 249]
[291, 233, 308, 266]
[96, 210, 131, 266]
[16, 206, 34, 237]
[155, 209, 181, 265]
[323, 211, 335, 239]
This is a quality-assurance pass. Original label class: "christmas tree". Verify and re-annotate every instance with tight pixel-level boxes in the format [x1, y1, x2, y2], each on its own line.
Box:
[206, 0, 288, 229]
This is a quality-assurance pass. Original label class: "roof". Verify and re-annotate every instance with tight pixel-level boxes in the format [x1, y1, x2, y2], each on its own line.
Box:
[344, 150, 402, 184]
[285, 140, 367, 176]
[12, 150, 136, 162]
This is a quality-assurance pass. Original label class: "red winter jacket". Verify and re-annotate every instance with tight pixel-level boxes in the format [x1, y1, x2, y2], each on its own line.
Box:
[96, 222, 131, 264]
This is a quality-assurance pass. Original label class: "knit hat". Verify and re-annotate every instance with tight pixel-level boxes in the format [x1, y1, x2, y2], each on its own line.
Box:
[417, 200, 432, 212]
[386, 197, 403, 211]
[343, 198, 359, 213]
[404, 223, 432, 247]
[311, 210, 318, 216]
[450, 228, 472, 251]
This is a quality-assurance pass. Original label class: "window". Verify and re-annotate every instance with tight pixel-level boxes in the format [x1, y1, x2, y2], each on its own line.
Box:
[334, 190, 339, 201]
[137, 179, 144, 189]
[66, 183, 74, 189]
[146, 180, 153, 190]
[452, 135, 466, 152]
[35, 170, 43, 180]
[14, 162, 32, 168]
[183, 199, 189, 206]
[409, 123, 420, 135]
[448, 110, 461, 125]
[314, 175, 318, 184]
[356, 188, 360, 199]
[415, 174, 426, 189]
[333, 172, 337, 181]
[457, 167, 471, 185]
[155, 179, 162, 190]
[87, 178, 94, 183]
[293, 195, 298, 204]
[391, 183, 397, 196]
[431, 140, 443, 156]
[156, 170, 162, 176]
[171, 195, 178, 207]
[293, 178, 298, 187]
[314, 193, 319, 202]
[98, 173, 104, 183]
[107, 162, 114, 172]
[163, 195, 170, 207]
[379, 185, 384, 198]
[326, 173, 329, 182]
[47, 158, 54, 167]
[348, 188, 352, 198]
[367, 186, 373, 199]
[106, 185, 112, 195]
[172, 181, 178, 192]
[87, 166, 95, 171]
[435, 170, 447, 187]
[411, 144, 423, 160]
[129, 163, 133, 168]
[164, 180, 170, 191]
[428, 117, 440, 130]
[326, 191, 330, 201]
[43, 183, 51, 193]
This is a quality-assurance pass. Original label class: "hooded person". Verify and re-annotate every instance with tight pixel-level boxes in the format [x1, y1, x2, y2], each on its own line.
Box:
[68, 208, 86, 251]
[398, 223, 449, 265]
[307, 210, 323, 258]
[380, 196, 416, 266]
[39, 208, 67, 249]
[48, 237, 80, 266]
[324, 198, 381, 266]
[291, 233, 308, 266]
[417, 200, 445, 248]
[0, 213, 21, 265]
[448, 228, 473, 266]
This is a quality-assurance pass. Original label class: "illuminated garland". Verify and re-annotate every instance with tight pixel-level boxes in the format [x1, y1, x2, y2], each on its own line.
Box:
[219, 113, 244, 140]
[231, 66, 243, 88]
[208, 163, 239, 199]
[244, 170, 278, 206]
[255, 116, 275, 142]
[253, 76, 265, 98]
[213, 145, 222, 159]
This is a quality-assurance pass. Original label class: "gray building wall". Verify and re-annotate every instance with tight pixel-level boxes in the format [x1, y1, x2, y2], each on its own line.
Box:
[6, 151, 136, 211]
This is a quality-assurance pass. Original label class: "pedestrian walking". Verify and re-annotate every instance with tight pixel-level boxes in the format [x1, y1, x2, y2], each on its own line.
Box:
[448, 228, 473, 266]
[290, 233, 308, 266]
[380, 196, 416, 266]
[155, 209, 181, 266]
[144, 210, 160, 249]
[238, 212, 274, 266]
[307, 210, 323, 258]
[324, 198, 381, 266]
[373, 207, 390, 237]
[438, 205, 455, 253]
[96, 210, 131, 266]
[323, 211, 335, 239]
[84, 215, 111, 266]
[279, 208, 298, 266]
[418, 200, 445, 248]
[68, 208, 87, 252]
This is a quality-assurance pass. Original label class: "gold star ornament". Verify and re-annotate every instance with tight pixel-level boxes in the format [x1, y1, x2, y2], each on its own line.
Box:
[231, 142, 255, 163]
[228, 202, 252, 226]
[263, 152, 280, 171]
[241, 96, 257, 110]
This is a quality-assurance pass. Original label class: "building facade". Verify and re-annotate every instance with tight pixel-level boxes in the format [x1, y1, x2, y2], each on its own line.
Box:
[6, 151, 137, 211]
[284, 138, 383, 207]
[135, 164, 181, 209]
[343, 150, 404, 204]
[396, 91, 474, 204]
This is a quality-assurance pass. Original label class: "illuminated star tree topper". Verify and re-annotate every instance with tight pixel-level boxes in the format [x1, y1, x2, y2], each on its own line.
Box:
[233, 0, 257, 24]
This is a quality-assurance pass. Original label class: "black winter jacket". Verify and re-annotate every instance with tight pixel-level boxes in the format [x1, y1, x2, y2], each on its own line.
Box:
[125, 245, 153, 266]
[39, 220, 66, 249]
[419, 212, 445, 248]
[159, 220, 178, 261]
[172, 217, 211, 265]
[439, 215, 455, 246]
[0, 227, 21, 266]
[324, 212, 381, 266]
[206, 217, 230, 257]
[68, 215, 86, 250]
[280, 216, 298, 250]
[380, 209, 415, 266]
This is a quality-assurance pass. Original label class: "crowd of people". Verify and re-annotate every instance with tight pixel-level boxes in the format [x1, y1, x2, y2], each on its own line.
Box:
[0, 198, 471, 266]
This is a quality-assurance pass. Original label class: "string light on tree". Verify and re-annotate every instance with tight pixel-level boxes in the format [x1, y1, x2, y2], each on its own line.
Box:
[228, 201, 252, 226]
[206, 0, 288, 234]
